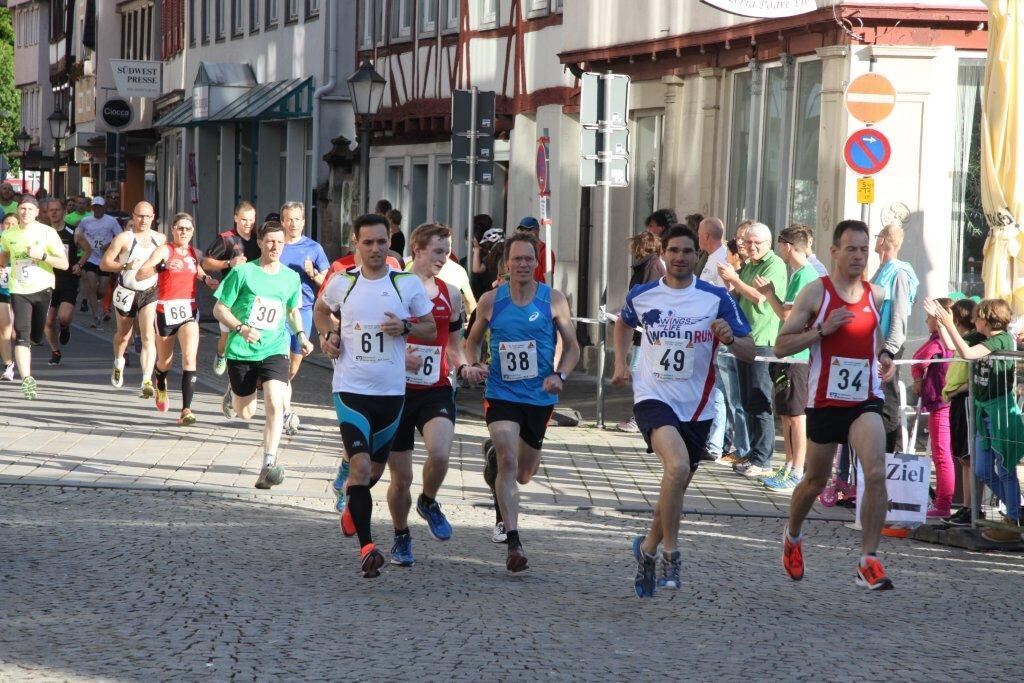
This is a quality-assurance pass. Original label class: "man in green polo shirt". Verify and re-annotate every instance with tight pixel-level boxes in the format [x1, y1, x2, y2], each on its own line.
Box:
[0, 182, 19, 217]
[718, 221, 787, 476]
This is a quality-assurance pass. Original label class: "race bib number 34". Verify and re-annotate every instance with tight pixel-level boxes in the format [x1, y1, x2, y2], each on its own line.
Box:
[826, 356, 869, 402]
[499, 340, 538, 382]
[406, 344, 442, 385]
[651, 338, 694, 381]
[354, 322, 391, 363]
[246, 296, 283, 330]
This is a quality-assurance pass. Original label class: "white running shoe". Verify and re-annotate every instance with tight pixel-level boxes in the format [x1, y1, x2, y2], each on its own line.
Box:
[222, 388, 236, 419]
[1, 363, 14, 381]
[491, 521, 508, 543]
[283, 411, 300, 436]
[111, 362, 124, 388]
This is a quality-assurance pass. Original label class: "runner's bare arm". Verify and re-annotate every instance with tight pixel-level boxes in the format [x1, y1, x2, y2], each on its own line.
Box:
[463, 289, 494, 366]
[445, 289, 470, 371]
[42, 231, 70, 271]
[135, 244, 169, 282]
[99, 233, 128, 273]
[287, 306, 314, 356]
[312, 296, 340, 354]
[611, 316, 634, 386]
[774, 279, 827, 358]
[551, 290, 580, 377]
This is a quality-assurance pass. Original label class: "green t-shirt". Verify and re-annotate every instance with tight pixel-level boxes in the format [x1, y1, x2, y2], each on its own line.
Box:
[0, 222, 63, 294]
[782, 262, 821, 360]
[214, 261, 302, 361]
[739, 251, 788, 346]
[0, 200, 18, 217]
[65, 211, 87, 227]
[971, 330, 1016, 402]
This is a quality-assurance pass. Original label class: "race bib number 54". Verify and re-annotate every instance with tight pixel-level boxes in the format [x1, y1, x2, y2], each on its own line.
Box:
[826, 356, 869, 402]
[246, 296, 283, 330]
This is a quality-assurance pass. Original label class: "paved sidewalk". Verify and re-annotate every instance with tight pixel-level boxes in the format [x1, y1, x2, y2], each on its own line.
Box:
[0, 318, 845, 520]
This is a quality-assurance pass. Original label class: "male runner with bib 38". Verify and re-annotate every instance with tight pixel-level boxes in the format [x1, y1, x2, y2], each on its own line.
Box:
[613, 224, 755, 597]
[314, 214, 435, 578]
[463, 232, 580, 574]
[214, 221, 314, 489]
[774, 220, 897, 591]
[385, 222, 470, 566]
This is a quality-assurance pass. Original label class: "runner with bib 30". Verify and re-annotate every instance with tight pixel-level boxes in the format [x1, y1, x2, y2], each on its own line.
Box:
[213, 221, 313, 490]
[774, 220, 897, 591]
[462, 231, 580, 575]
[136, 212, 219, 425]
[314, 213, 436, 578]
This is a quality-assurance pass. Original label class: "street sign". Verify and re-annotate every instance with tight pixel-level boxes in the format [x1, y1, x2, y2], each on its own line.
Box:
[451, 158, 493, 185]
[104, 132, 128, 183]
[579, 72, 631, 189]
[452, 90, 495, 136]
[844, 128, 891, 176]
[102, 98, 133, 129]
[845, 73, 896, 124]
[580, 73, 629, 127]
[451, 89, 496, 186]
[857, 177, 875, 204]
[536, 137, 550, 196]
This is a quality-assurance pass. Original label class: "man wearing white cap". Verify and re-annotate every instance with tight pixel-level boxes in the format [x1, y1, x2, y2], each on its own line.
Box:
[74, 197, 122, 326]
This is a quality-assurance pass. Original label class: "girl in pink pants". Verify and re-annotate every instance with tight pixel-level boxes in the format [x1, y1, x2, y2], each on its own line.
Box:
[912, 298, 955, 517]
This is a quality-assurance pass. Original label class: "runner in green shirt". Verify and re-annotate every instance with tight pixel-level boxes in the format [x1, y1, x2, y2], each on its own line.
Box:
[753, 225, 820, 491]
[0, 182, 19, 217]
[0, 195, 70, 398]
[213, 220, 312, 490]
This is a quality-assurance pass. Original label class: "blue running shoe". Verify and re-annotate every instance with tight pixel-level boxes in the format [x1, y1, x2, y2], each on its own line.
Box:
[416, 499, 453, 541]
[332, 460, 350, 514]
[634, 551, 657, 598]
[657, 550, 682, 589]
[765, 471, 802, 493]
[631, 534, 647, 563]
[390, 533, 415, 566]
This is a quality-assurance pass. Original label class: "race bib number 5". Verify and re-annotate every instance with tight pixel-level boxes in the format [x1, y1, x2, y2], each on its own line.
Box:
[246, 296, 283, 330]
[499, 340, 538, 382]
[406, 344, 442, 385]
[651, 338, 695, 381]
[162, 299, 194, 324]
[826, 356, 869, 402]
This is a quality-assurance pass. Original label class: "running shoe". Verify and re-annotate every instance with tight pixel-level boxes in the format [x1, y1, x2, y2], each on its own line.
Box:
[657, 549, 682, 589]
[416, 499, 453, 541]
[634, 550, 657, 598]
[765, 471, 802, 493]
[155, 387, 169, 412]
[360, 543, 386, 578]
[254, 463, 285, 489]
[719, 452, 744, 465]
[782, 526, 804, 581]
[506, 539, 529, 573]
[759, 465, 789, 485]
[482, 439, 498, 491]
[21, 376, 37, 400]
[221, 388, 236, 419]
[177, 410, 196, 426]
[390, 533, 415, 566]
[133, 334, 142, 354]
[491, 521, 508, 544]
[927, 505, 952, 519]
[631, 534, 652, 563]
[735, 461, 772, 478]
[111, 363, 124, 388]
[48, 350, 62, 366]
[1, 363, 14, 381]
[946, 507, 974, 526]
[283, 411, 300, 436]
[59, 325, 70, 345]
[340, 507, 357, 537]
[331, 460, 350, 514]
[213, 354, 227, 376]
[616, 416, 640, 433]
[90, 317, 102, 329]
[855, 556, 894, 590]
[140, 380, 155, 399]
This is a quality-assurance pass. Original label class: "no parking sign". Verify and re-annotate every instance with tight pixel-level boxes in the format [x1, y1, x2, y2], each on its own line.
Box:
[844, 128, 891, 176]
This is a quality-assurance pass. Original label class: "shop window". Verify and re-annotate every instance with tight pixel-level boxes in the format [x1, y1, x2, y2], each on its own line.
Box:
[632, 114, 663, 232]
[726, 70, 753, 232]
[434, 160, 451, 224]
[411, 161, 429, 229]
[950, 58, 987, 297]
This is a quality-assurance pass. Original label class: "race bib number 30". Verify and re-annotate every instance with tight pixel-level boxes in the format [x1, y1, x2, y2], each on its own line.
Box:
[112, 285, 136, 313]
[826, 356, 869, 402]
[354, 322, 391, 363]
[246, 296, 283, 330]
[499, 340, 538, 382]
[162, 299, 194, 324]
[406, 344, 442, 385]
[650, 338, 694, 381]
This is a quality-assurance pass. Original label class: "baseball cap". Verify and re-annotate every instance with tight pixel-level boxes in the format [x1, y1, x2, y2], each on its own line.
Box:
[91, 196, 106, 206]
[18, 195, 39, 207]
[481, 227, 504, 244]
[517, 216, 540, 231]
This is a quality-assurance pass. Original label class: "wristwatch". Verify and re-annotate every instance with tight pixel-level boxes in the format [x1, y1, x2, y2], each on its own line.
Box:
[402, 319, 413, 335]
[235, 323, 244, 333]
[556, 371, 568, 382]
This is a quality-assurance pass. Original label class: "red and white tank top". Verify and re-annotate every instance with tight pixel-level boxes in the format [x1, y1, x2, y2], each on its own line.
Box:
[807, 277, 885, 408]
[405, 278, 458, 390]
[157, 245, 199, 313]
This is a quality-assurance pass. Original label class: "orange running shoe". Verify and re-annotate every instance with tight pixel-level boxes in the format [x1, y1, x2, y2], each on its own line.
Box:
[340, 507, 356, 537]
[855, 556, 894, 591]
[782, 526, 804, 581]
[360, 543, 385, 578]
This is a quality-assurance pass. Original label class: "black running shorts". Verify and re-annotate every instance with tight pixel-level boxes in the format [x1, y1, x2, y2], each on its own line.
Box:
[226, 354, 290, 397]
[484, 398, 554, 451]
[805, 400, 884, 445]
[392, 386, 457, 452]
[633, 399, 711, 471]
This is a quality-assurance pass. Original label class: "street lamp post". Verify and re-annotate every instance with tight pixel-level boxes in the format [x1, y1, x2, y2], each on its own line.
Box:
[16, 127, 31, 191]
[346, 61, 387, 214]
[47, 108, 70, 198]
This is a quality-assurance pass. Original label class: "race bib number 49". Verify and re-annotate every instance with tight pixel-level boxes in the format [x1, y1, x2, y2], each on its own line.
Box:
[162, 299, 194, 324]
[651, 338, 694, 381]
[354, 322, 391, 363]
[499, 340, 538, 382]
[406, 344, 442, 385]
[246, 296, 283, 330]
[826, 356, 869, 402]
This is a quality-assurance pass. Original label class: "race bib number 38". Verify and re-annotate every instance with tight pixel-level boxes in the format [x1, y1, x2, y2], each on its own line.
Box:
[406, 344, 442, 385]
[826, 356, 869, 402]
[246, 296, 283, 330]
[499, 340, 538, 382]
[650, 338, 694, 381]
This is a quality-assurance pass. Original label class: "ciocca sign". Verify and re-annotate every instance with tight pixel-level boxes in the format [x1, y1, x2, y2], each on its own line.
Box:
[701, 0, 818, 18]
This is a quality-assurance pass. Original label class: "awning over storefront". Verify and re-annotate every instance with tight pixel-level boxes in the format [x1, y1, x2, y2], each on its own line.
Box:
[157, 97, 194, 128]
[208, 76, 314, 122]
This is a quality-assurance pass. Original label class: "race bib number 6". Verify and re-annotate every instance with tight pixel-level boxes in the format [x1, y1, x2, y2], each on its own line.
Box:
[651, 338, 694, 381]
[246, 296, 283, 330]
[499, 340, 538, 382]
[406, 344, 442, 385]
[826, 356, 869, 402]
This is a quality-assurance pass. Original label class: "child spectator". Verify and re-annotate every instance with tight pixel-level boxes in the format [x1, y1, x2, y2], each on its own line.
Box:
[912, 297, 954, 517]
